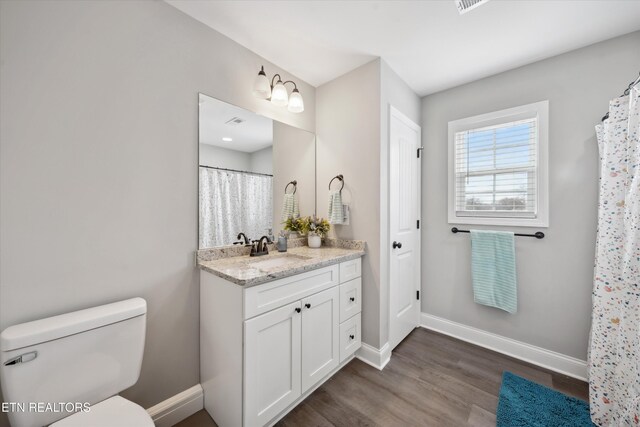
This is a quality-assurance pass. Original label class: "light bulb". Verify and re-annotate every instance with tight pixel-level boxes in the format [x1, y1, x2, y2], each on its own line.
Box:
[270, 80, 289, 107]
[253, 66, 271, 99]
[287, 88, 304, 113]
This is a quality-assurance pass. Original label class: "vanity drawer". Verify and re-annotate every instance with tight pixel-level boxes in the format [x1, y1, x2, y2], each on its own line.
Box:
[339, 258, 361, 283]
[339, 277, 361, 322]
[244, 264, 339, 319]
[339, 314, 361, 363]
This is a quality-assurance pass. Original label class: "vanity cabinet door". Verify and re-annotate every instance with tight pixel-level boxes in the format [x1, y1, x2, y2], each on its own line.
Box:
[244, 301, 301, 427]
[300, 286, 340, 394]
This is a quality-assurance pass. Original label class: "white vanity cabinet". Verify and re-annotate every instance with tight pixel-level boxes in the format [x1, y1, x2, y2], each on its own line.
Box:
[200, 257, 362, 427]
[300, 286, 340, 393]
[244, 301, 301, 427]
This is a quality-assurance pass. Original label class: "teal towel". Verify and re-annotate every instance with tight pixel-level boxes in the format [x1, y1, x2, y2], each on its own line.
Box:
[471, 230, 517, 313]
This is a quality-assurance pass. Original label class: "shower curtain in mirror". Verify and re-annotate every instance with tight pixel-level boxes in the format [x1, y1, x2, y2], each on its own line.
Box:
[199, 167, 273, 248]
[590, 85, 639, 426]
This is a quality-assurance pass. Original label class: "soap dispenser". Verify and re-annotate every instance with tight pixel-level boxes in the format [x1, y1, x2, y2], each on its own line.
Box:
[276, 231, 287, 252]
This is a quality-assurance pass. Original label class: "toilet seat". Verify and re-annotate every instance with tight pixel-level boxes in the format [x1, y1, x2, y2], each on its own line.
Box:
[50, 396, 154, 427]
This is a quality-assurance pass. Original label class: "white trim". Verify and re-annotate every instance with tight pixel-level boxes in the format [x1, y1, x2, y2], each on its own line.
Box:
[146, 384, 204, 427]
[447, 100, 549, 228]
[390, 105, 422, 132]
[420, 313, 587, 381]
[356, 342, 391, 370]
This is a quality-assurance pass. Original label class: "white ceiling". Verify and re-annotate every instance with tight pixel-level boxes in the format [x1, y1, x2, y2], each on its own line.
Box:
[199, 94, 273, 153]
[168, 0, 640, 96]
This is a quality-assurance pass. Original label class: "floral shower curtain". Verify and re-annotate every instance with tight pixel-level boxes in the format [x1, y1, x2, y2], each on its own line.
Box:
[199, 167, 273, 248]
[590, 85, 639, 426]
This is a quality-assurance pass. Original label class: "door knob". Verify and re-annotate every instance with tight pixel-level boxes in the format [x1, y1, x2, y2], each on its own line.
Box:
[305, 303, 311, 309]
[392, 241, 402, 249]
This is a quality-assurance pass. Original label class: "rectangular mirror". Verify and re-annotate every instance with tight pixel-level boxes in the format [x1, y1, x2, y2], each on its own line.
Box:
[199, 93, 316, 249]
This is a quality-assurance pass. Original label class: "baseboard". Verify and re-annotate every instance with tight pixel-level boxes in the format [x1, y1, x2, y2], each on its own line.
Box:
[356, 342, 391, 370]
[147, 384, 204, 427]
[420, 313, 588, 381]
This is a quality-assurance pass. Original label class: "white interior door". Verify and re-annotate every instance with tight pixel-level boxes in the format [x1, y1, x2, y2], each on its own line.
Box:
[244, 301, 301, 427]
[300, 286, 339, 393]
[389, 106, 421, 351]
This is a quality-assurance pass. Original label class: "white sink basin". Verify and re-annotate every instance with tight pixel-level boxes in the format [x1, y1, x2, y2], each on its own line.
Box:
[248, 254, 309, 271]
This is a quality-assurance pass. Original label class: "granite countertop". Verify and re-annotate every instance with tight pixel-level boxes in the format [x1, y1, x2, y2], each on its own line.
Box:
[198, 242, 365, 287]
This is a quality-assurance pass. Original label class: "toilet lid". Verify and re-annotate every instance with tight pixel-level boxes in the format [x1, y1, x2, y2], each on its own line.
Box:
[50, 396, 154, 427]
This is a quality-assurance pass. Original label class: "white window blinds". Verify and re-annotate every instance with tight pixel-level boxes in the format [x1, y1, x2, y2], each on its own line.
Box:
[454, 118, 538, 218]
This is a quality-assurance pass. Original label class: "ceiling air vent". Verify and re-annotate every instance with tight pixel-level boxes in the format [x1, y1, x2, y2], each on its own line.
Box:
[455, 0, 490, 14]
[225, 117, 245, 126]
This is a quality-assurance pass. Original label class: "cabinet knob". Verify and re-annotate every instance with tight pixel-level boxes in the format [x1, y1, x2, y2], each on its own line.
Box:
[349, 334, 355, 340]
[350, 297, 355, 302]
[295, 308, 301, 313]
[305, 303, 311, 309]
[392, 241, 402, 249]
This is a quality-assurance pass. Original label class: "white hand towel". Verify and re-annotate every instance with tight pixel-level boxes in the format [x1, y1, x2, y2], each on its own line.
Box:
[281, 193, 299, 221]
[328, 190, 344, 225]
[293, 196, 299, 219]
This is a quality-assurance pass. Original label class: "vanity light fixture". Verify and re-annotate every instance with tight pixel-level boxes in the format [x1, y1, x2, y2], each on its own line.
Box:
[270, 77, 289, 107]
[253, 65, 304, 113]
[287, 89, 304, 114]
[253, 66, 271, 99]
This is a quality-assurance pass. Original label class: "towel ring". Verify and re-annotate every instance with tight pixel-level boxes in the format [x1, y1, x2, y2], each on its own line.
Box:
[329, 174, 344, 191]
[285, 180, 297, 195]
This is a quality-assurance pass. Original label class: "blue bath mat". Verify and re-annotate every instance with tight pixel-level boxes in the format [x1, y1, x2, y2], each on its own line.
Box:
[497, 372, 594, 426]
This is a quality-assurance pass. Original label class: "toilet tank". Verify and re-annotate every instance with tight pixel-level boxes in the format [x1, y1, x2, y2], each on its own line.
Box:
[0, 298, 147, 427]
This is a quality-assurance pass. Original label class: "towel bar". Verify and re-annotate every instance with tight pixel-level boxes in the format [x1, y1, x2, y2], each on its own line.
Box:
[451, 227, 544, 239]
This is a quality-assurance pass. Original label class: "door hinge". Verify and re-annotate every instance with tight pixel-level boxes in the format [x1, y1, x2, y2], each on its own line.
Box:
[417, 220, 420, 229]
[416, 290, 420, 300]
[417, 147, 424, 158]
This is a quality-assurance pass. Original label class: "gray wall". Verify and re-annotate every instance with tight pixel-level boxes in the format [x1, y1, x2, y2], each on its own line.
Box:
[272, 122, 316, 236]
[316, 59, 382, 347]
[0, 0, 315, 422]
[199, 144, 273, 175]
[421, 30, 640, 360]
[200, 144, 252, 171]
[316, 59, 420, 349]
[250, 146, 274, 176]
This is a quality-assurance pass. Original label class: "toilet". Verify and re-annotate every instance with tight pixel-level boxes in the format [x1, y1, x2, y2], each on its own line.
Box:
[0, 298, 154, 427]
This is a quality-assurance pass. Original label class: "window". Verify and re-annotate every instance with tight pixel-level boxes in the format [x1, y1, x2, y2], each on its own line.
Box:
[448, 101, 548, 227]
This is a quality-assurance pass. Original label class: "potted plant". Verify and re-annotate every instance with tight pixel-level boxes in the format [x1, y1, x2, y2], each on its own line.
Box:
[283, 216, 303, 238]
[299, 216, 330, 248]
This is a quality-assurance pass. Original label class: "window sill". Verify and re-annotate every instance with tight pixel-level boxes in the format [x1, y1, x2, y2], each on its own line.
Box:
[448, 215, 548, 228]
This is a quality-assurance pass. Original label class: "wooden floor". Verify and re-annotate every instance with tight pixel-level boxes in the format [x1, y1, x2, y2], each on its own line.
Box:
[174, 328, 588, 427]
